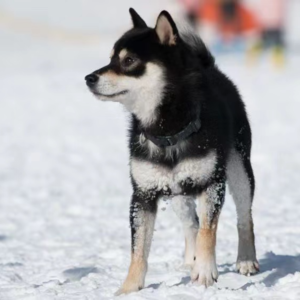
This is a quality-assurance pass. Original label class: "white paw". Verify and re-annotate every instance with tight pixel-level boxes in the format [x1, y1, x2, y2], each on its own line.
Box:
[115, 281, 143, 296]
[236, 260, 259, 276]
[191, 258, 218, 287]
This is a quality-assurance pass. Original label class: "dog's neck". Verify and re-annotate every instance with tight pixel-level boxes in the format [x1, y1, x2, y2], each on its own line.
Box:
[137, 91, 198, 137]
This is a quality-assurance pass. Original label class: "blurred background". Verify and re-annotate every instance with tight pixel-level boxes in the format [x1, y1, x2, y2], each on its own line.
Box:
[1, 1, 300, 299]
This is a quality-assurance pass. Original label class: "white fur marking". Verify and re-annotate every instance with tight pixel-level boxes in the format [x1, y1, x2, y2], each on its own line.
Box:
[191, 193, 218, 286]
[131, 151, 217, 192]
[143, 138, 189, 160]
[172, 196, 198, 230]
[226, 149, 252, 226]
[226, 149, 257, 267]
[192, 252, 218, 286]
[172, 196, 198, 265]
[94, 63, 165, 126]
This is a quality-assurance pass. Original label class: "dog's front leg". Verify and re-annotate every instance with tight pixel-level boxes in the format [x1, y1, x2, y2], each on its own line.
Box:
[172, 196, 198, 269]
[191, 180, 225, 287]
[116, 190, 158, 295]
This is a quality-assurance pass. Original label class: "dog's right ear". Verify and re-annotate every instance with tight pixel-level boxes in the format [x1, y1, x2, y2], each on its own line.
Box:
[155, 11, 178, 46]
[129, 8, 147, 28]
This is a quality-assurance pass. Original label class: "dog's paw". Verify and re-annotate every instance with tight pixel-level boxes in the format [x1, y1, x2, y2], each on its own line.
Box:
[191, 258, 218, 287]
[115, 282, 142, 296]
[236, 260, 259, 276]
[115, 276, 144, 296]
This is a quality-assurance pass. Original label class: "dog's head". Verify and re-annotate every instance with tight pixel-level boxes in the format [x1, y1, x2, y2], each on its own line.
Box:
[85, 9, 190, 126]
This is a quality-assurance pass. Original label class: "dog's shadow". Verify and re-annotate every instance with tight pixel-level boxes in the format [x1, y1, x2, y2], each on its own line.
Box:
[63, 267, 99, 282]
[241, 252, 300, 289]
[147, 252, 300, 290]
[0, 234, 8, 241]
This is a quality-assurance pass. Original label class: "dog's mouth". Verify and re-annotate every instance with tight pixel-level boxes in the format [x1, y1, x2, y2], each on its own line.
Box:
[92, 90, 128, 98]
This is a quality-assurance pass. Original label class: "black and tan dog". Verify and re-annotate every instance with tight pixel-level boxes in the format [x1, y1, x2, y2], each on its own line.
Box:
[85, 8, 259, 295]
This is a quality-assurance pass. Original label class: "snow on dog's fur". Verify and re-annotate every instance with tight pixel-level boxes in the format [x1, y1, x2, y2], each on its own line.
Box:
[85, 8, 259, 295]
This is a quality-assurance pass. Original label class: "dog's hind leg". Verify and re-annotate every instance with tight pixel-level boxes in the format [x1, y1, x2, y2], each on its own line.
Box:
[172, 196, 198, 268]
[226, 148, 259, 275]
[115, 190, 158, 295]
[191, 179, 226, 287]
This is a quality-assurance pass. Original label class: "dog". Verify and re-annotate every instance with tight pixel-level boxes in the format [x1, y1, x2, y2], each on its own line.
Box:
[85, 8, 259, 295]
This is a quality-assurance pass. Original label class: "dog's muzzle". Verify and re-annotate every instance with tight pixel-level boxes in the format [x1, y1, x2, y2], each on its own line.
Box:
[85, 74, 98, 87]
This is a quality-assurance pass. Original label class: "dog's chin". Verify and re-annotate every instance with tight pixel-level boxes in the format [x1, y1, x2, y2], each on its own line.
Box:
[91, 89, 128, 101]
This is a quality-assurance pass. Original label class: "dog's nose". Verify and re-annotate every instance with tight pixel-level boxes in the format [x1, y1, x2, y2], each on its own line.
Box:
[85, 74, 98, 87]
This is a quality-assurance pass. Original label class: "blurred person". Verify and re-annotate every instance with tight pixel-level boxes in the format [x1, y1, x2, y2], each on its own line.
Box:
[180, 0, 203, 28]
[251, 0, 287, 67]
[199, 0, 257, 53]
[218, 0, 242, 39]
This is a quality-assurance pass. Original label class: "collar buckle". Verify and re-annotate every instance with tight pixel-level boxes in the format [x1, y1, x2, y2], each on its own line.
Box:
[165, 136, 176, 147]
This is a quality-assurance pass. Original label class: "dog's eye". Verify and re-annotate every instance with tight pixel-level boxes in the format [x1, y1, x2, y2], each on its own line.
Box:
[123, 57, 135, 67]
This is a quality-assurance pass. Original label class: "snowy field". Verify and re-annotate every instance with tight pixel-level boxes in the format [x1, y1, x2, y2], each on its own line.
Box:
[1, 1, 300, 299]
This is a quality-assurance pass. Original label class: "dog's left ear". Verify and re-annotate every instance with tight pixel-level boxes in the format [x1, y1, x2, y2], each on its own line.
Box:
[129, 8, 147, 28]
[155, 11, 178, 46]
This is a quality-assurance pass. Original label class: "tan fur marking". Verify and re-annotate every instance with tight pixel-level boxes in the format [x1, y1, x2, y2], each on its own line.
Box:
[116, 211, 156, 295]
[98, 70, 125, 82]
[196, 191, 218, 257]
[104, 70, 120, 79]
[119, 48, 128, 60]
[118, 256, 146, 294]
[110, 48, 115, 58]
[195, 228, 217, 262]
[191, 191, 220, 286]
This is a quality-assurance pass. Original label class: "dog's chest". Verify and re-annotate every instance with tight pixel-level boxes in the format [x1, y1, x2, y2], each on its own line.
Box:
[131, 151, 217, 194]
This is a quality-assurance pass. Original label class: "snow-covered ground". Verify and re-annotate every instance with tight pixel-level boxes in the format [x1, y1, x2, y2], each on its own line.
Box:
[1, 1, 300, 299]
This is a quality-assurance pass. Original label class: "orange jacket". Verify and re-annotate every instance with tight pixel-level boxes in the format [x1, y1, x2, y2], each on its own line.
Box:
[199, 0, 258, 35]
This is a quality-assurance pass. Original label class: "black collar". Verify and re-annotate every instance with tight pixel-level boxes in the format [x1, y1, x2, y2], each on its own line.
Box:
[142, 118, 201, 148]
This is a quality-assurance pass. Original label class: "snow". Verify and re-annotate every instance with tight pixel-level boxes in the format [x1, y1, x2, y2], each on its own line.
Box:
[1, 1, 300, 299]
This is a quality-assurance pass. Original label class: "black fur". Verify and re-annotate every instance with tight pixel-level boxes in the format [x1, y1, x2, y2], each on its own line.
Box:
[85, 9, 256, 278]
[129, 8, 147, 29]
[121, 21, 254, 250]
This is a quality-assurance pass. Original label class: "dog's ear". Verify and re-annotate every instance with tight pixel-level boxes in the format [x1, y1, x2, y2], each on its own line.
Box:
[155, 11, 178, 46]
[129, 8, 147, 28]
